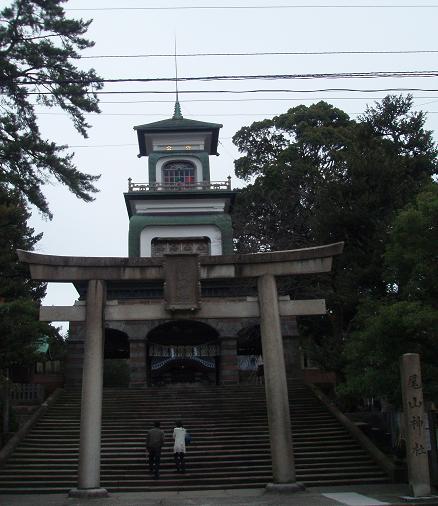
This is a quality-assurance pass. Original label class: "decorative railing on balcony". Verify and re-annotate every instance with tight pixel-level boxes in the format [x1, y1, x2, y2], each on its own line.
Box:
[127, 177, 232, 192]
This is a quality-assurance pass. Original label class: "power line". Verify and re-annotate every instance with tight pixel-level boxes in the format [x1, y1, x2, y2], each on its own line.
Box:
[80, 49, 438, 59]
[24, 88, 438, 95]
[97, 96, 438, 104]
[18, 70, 438, 86]
[66, 4, 438, 11]
[36, 111, 438, 118]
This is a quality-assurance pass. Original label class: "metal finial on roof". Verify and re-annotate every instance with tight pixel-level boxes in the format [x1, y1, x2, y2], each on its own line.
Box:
[172, 35, 183, 120]
[173, 100, 183, 119]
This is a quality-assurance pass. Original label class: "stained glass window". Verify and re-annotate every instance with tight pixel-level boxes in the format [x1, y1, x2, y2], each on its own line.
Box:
[163, 161, 196, 186]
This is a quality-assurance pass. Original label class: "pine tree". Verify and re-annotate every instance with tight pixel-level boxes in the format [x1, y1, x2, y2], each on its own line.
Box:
[0, 0, 102, 217]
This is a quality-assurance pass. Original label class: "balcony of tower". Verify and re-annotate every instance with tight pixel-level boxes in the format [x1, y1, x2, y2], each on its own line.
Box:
[127, 176, 232, 193]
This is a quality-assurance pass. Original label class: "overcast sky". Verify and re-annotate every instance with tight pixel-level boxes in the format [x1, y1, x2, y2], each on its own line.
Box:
[14, 0, 438, 320]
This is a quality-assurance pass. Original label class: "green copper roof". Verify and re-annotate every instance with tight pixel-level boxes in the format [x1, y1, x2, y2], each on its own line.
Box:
[134, 103, 223, 156]
[135, 101, 221, 131]
[134, 116, 222, 132]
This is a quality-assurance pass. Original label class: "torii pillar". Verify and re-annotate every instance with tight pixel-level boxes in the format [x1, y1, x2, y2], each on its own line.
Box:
[258, 274, 301, 489]
[69, 279, 108, 498]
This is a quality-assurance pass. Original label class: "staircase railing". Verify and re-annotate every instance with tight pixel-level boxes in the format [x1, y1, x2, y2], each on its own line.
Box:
[0, 388, 63, 466]
[306, 382, 398, 481]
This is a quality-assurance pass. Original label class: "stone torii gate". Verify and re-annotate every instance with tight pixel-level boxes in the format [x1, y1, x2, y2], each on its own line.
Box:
[18, 242, 343, 497]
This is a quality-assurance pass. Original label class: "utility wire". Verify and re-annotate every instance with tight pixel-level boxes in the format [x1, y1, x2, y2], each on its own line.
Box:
[37, 111, 438, 117]
[16, 70, 438, 86]
[80, 49, 438, 59]
[96, 96, 438, 104]
[24, 88, 438, 95]
[66, 4, 438, 11]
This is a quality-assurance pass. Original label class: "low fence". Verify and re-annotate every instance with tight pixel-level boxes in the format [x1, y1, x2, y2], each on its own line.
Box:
[10, 384, 45, 403]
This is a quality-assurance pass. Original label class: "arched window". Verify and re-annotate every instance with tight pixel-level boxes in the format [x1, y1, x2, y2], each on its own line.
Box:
[162, 160, 196, 187]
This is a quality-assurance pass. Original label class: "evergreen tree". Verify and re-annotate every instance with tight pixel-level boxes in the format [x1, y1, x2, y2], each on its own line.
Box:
[0, 186, 44, 301]
[0, 0, 100, 434]
[232, 96, 437, 375]
[0, 0, 102, 218]
[0, 186, 55, 368]
[0, 186, 57, 435]
[341, 183, 438, 404]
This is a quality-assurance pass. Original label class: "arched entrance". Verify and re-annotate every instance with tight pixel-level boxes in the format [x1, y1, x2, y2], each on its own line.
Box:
[147, 320, 219, 386]
[104, 328, 130, 387]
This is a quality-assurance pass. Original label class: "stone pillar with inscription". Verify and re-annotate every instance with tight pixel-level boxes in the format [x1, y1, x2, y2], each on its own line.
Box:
[400, 353, 431, 497]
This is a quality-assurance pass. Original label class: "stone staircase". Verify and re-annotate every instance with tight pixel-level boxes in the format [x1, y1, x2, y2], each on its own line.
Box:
[0, 382, 390, 493]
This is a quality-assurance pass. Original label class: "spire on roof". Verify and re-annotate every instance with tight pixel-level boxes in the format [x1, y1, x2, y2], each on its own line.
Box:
[173, 100, 183, 119]
[172, 37, 183, 120]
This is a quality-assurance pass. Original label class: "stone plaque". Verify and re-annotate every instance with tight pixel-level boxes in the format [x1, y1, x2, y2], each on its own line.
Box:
[164, 254, 200, 312]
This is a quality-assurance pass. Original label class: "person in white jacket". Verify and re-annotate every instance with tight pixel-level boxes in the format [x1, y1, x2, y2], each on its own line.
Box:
[173, 420, 187, 473]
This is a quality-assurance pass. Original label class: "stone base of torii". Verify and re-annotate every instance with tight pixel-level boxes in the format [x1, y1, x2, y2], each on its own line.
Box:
[18, 242, 343, 497]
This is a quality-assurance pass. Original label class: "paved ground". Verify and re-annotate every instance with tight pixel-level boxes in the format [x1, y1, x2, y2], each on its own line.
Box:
[1, 484, 438, 506]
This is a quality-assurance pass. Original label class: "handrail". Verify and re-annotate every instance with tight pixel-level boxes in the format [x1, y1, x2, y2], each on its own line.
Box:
[0, 388, 63, 466]
[127, 177, 232, 192]
[307, 383, 397, 480]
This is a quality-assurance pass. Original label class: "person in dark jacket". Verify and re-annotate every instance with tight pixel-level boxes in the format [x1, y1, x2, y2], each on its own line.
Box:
[146, 420, 165, 479]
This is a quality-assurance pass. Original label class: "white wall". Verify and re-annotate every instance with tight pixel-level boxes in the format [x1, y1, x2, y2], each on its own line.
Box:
[133, 198, 226, 215]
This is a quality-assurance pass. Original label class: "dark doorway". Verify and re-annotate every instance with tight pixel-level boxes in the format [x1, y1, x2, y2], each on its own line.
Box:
[104, 328, 130, 387]
[237, 325, 262, 356]
[147, 320, 219, 386]
[104, 328, 130, 359]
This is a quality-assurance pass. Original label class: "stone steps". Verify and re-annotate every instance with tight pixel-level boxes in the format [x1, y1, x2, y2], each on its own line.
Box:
[0, 382, 390, 493]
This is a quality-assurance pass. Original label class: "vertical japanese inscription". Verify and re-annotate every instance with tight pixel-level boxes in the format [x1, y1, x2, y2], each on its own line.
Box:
[400, 353, 431, 496]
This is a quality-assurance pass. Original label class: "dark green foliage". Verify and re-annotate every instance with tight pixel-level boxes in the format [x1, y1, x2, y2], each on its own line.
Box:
[0, 185, 56, 370]
[0, 185, 44, 301]
[233, 102, 355, 255]
[0, 1, 93, 430]
[0, 298, 55, 370]
[0, 0, 102, 217]
[342, 183, 438, 404]
[385, 182, 438, 304]
[232, 96, 437, 383]
[342, 300, 438, 405]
